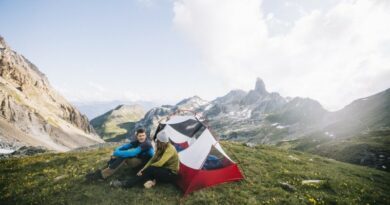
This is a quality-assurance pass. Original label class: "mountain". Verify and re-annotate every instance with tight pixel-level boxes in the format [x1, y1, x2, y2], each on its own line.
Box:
[0, 36, 103, 151]
[0, 142, 389, 204]
[132, 96, 209, 139]
[266, 97, 328, 125]
[90, 104, 145, 141]
[86, 75, 389, 171]
[129, 78, 329, 143]
[73, 100, 158, 119]
[322, 88, 390, 137]
[205, 78, 287, 120]
[277, 88, 390, 171]
[124, 78, 389, 172]
[175, 95, 209, 111]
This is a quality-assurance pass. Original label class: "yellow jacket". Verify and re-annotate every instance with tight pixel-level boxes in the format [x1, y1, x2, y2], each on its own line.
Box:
[142, 143, 179, 173]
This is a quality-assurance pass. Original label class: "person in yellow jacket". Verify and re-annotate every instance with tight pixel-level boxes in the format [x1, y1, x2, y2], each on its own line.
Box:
[110, 130, 179, 189]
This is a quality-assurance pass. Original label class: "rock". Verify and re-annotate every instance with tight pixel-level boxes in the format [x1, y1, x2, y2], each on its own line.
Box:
[12, 146, 47, 156]
[302, 180, 323, 184]
[69, 142, 122, 152]
[54, 175, 67, 182]
[301, 180, 325, 187]
[0, 145, 47, 159]
[254, 77, 267, 95]
[279, 182, 296, 192]
[288, 155, 300, 161]
[0, 35, 103, 151]
[245, 142, 257, 148]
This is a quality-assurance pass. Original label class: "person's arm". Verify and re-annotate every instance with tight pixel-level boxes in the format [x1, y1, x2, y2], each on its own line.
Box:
[148, 147, 155, 158]
[138, 155, 155, 175]
[113, 147, 141, 158]
[115, 143, 134, 151]
[138, 147, 173, 175]
[150, 148, 174, 167]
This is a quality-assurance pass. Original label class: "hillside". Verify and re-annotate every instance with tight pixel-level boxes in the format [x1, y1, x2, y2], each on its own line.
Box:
[90, 104, 145, 141]
[277, 129, 390, 172]
[276, 88, 390, 172]
[0, 36, 103, 151]
[1, 142, 389, 204]
[74, 100, 157, 119]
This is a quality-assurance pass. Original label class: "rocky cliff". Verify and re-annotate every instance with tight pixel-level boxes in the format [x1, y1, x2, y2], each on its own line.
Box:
[0, 36, 103, 151]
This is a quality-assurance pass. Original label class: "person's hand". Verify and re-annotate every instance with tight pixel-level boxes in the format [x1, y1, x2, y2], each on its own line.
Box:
[113, 150, 121, 157]
[137, 171, 143, 176]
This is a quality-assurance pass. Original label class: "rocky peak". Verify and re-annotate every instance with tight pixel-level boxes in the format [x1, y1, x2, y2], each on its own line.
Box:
[213, 89, 247, 105]
[176, 95, 209, 110]
[0, 36, 103, 150]
[254, 77, 267, 94]
[0, 36, 7, 49]
[114, 104, 143, 111]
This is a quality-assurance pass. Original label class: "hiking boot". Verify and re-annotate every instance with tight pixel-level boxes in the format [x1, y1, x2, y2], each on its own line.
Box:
[110, 180, 125, 188]
[85, 169, 104, 181]
[143, 180, 156, 189]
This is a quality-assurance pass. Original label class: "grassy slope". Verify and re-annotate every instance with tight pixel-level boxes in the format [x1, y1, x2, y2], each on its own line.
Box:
[1, 142, 389, 205]
[91, 106, 143, 141]
[277, 129, 390, 172]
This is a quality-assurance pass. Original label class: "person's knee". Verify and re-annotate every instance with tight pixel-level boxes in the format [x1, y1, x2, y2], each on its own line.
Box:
[126, 158, 143, 168]
[108, 157, 125, 169]
[143, 166, 158, 175]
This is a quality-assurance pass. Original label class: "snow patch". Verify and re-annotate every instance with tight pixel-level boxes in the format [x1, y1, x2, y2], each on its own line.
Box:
[324, 131, 335, 138]
[226, 109, 252, 119]
[276, 125, 285, 129]
[204, 104, 213, 111]
[0, 148, 15, 154]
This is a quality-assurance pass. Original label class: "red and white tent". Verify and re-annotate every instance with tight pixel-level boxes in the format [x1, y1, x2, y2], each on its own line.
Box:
[153, 114, 244, 195]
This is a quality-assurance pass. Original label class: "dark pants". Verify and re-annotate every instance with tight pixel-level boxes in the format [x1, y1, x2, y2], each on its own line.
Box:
[101, 156, 145, 179]
[123, 166, 178, 188]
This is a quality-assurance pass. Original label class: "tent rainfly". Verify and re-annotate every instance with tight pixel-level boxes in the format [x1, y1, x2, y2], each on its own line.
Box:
[152, 114, 244, 195]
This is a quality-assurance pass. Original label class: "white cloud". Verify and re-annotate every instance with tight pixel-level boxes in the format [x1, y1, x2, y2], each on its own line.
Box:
[173, 0, 390, 110]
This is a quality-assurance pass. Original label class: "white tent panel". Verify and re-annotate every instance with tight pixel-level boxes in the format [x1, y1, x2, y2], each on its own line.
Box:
[165, 115, 197, 124]
[215, 142, 233, 162]
[178, 129, 217, 169]
[187, 137, 197, 146]
[163, 124, 191, 143]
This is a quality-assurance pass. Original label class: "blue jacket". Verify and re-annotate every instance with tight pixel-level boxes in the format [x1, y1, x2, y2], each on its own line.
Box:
[113, 140, 154, 160]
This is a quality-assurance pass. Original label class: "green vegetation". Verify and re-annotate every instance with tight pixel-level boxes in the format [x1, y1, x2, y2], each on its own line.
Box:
[1, 142, 389, 204]
[277, 129, 390, 172]
[95, 121, 136, 141]
[90, 105, 144, 141]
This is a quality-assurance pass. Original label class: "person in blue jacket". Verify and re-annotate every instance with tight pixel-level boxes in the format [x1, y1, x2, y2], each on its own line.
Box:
[85, 128, 154, 181]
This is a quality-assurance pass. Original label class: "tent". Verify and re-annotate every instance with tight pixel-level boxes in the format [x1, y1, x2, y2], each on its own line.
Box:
[152, 114, 244, 195]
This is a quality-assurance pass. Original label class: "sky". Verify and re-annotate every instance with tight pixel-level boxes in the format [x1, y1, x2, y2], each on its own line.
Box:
[1, 0, 389, 111]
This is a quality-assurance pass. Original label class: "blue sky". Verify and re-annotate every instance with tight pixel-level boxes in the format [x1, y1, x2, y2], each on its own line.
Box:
[1, 0, 389, 110]
[0, 0, 225, 104]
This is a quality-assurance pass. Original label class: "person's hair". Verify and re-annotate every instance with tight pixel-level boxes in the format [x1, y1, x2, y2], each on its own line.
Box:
[136, 128, 146, 136]
[154, 140, 169, 161]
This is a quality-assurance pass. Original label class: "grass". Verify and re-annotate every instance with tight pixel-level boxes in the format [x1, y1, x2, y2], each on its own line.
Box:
[0, 142, 389, 204]
[91, 110, 141, 141]
[277, 129, 390, 172]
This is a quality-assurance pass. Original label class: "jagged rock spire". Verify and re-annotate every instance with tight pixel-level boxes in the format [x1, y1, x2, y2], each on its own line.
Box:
[254, 77, 267, 94]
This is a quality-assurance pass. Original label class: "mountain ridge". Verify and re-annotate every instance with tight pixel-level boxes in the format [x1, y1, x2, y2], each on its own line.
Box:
[0, 36, 103, 151]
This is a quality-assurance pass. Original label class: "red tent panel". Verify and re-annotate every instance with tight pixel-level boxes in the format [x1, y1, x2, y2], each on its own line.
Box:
[177, 162, 244, 195]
